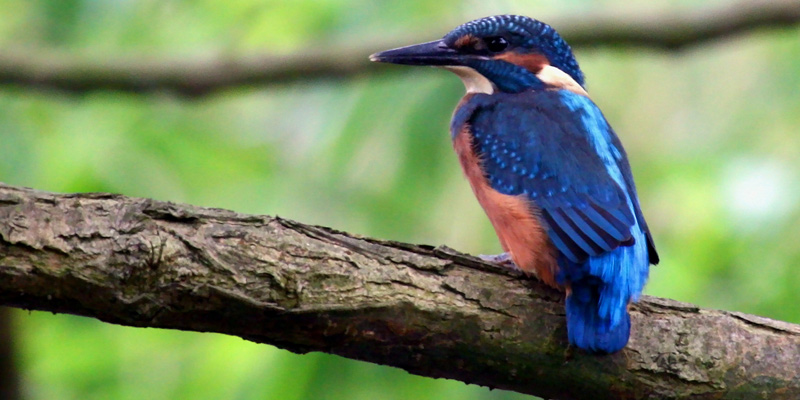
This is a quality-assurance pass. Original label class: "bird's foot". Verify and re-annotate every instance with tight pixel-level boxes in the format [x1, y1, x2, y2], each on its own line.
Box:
[478, 252, 520, 272]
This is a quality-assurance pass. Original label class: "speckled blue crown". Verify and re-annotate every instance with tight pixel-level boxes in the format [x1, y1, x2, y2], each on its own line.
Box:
[444, 15, 585, 86]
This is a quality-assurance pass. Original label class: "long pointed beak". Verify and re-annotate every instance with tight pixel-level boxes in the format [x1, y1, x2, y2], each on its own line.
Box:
[369, 39, 463, 66]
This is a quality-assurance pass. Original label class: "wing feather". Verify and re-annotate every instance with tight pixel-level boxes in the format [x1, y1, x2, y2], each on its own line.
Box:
[466, 90, 648, 264]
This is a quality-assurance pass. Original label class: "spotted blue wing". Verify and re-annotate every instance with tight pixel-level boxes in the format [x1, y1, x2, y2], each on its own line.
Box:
[463, 89, 653, 264]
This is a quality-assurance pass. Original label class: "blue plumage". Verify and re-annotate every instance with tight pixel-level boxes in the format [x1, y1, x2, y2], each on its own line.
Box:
[371, 14, 658, 354]
[457, 89, 654, 352]
[443, 15, 584, 86]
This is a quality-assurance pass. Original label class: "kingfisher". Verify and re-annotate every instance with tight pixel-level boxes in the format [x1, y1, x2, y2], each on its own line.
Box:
[370, 15, 659, 353]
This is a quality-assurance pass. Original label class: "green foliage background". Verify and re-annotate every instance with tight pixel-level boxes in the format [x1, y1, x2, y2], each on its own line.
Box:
[1, 1, 799, 399]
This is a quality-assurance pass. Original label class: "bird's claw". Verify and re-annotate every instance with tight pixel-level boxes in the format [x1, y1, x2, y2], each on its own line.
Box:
[478, 252, 520, 272]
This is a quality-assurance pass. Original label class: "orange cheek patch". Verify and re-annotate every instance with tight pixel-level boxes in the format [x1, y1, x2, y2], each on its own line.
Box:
[494, 52, 550, 74]
[453, 124, 560, 288]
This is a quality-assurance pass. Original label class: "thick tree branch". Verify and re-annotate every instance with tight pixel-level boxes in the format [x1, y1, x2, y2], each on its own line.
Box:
[0, 183, 798, 400]
[1, 0, 799, 96]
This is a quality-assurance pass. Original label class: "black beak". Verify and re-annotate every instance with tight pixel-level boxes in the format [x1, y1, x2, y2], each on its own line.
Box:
[369, 39, 463, 66]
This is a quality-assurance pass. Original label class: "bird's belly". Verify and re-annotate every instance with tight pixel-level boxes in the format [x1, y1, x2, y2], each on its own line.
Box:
[453, 127, 560, 287]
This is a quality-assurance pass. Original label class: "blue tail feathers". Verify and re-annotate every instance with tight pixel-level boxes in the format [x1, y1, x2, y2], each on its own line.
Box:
[566, 280, 631, 353]
[559, 224, 649, 353]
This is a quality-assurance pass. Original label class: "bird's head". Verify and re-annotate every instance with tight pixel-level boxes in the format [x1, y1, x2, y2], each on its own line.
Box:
[370, 15, 585, 95]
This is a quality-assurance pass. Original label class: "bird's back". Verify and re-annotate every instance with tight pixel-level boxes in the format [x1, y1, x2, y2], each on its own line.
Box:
[452, 89, 657, 352]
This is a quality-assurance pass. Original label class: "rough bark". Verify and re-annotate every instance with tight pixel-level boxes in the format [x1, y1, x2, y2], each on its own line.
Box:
[0, 183, 798, 400]
[1, 0, 798, 96]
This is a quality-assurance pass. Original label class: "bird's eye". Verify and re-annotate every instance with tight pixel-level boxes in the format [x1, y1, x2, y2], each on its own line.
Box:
[485, 36, 508, 52]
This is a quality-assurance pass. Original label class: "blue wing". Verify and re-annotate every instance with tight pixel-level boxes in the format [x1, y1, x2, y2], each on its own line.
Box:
[456, 89, 658, 266]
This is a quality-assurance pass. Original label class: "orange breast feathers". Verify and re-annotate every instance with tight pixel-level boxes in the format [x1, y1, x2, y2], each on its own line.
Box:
[453, 125, 560, 287]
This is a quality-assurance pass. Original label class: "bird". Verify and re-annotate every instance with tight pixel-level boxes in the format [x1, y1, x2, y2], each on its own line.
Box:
[370, 15, 659, 353]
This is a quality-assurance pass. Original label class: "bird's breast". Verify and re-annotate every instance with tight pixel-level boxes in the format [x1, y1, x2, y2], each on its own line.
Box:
[452, 122, 559, 287]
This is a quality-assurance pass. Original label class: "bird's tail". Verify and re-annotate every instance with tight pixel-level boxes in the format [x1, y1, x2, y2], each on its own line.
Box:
[565, 280, 630, 354]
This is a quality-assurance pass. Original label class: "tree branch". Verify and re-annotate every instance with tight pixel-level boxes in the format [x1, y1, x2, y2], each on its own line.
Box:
[1, 0, 799, 96]
[0, 183, 798, 400]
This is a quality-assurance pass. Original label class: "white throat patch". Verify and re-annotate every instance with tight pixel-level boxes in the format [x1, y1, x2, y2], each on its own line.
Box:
[536, 65, 588, 97]
[443, 66, 495, 94]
